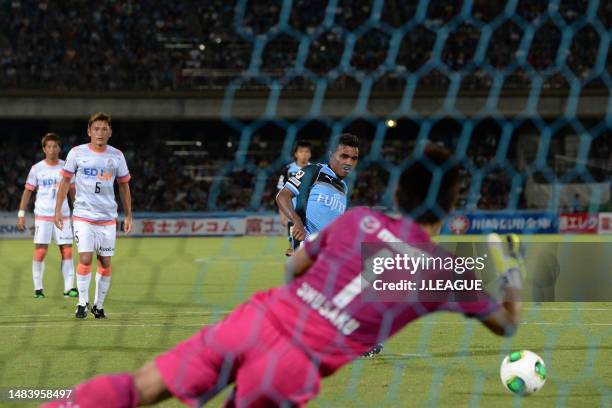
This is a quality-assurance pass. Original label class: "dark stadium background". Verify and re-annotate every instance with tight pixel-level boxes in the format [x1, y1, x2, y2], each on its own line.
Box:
[0, 1, 610, 406]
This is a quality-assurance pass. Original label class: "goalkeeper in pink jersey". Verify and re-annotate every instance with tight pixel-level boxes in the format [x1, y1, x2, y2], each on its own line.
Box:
[43, 144, 522, 408]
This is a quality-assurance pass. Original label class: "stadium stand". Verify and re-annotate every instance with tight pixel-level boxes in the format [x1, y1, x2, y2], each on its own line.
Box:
[2, 119, 609, 212]
[0, 0, 609, 91]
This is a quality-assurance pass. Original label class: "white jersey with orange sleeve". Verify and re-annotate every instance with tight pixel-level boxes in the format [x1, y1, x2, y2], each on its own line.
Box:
[25, 160, 72, 219]
[60, 144, 131, 223]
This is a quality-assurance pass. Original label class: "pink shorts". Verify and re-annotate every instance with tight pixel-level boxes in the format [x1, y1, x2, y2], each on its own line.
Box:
[155, 302, 321, 407]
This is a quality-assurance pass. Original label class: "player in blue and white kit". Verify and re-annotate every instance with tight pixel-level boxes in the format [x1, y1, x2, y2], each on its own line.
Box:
[276, 140, 312, 191]
[276, 134, 359, 250]
[277, 140, 312, 256]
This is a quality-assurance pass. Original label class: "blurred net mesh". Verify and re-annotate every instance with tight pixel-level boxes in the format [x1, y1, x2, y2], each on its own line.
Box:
[196, 0, 611, 213]
[1, 0, 611, 406]
[195, 0, 610, 405]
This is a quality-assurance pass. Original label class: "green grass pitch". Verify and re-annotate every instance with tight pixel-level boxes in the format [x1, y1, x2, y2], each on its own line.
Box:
[0, 236, 610, 407]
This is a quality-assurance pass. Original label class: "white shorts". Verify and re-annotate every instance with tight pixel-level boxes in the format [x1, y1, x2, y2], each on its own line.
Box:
[73, 220, 117, 256]
[34, 217, 73, 246]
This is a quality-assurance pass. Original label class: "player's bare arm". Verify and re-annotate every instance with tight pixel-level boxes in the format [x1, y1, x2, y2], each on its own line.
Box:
[132, 361, 172, 405]
[279, 210, 289, 227]
[118, 182, 132, 233]
[68, 184, 76, 203]
[276, 187, 306, 241]
[277, 173, 289, 226]
[284, 246, 314, 282]
[481, 287, 522, 337]
[54, 176, 71, 229]
[16, 188, 33, 231]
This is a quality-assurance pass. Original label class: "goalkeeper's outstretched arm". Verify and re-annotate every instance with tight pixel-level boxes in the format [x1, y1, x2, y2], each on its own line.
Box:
[284, 246, 314, 283]
[481, 287, 522, 337]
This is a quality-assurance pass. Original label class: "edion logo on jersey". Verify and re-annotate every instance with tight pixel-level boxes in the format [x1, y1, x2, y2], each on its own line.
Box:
[82, 168, 114, 181]
[41, 178, 58, 187]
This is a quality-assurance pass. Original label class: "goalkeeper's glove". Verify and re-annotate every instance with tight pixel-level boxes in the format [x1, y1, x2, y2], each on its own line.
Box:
[487, 233, 526, 291]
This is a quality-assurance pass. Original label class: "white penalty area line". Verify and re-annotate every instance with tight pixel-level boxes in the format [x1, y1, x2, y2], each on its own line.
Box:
[419, 321, 612, 326]
[528, 322, 612, 326]
[0, 310, 233, 319]
[8, 308, 603, 319]
[0, 323, 211, 328]
[525, 307, 610, 311]
[1, 320, 611, 329]
[1, 307, 609, 320]
[194, 258, 283, 264]
[356, 353, 432, 358]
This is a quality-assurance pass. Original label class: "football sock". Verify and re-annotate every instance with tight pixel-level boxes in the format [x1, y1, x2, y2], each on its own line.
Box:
[94, 274, 111, 308]
[32, 247, 48, 291]
[94, 265, 112, 308]
[32, 261, 44, 291]
[61, 260, 75, 293]
[60, 247, 74, 292]
[76, 263, 92, 306]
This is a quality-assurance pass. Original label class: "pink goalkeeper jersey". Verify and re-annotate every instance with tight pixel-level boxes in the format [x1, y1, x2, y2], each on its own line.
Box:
[25, 160, 72, 218]
[61, 144, 130, 224]
[256, 207, 499, 374]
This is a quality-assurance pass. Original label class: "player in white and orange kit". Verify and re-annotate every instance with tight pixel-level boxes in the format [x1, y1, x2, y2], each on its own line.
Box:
[54, 112, 132, 320]
[17, 133, 77, 299]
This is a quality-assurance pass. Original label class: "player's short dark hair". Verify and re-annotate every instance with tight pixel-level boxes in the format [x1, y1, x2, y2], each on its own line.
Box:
[41, 132, 60, 148]
[337, 133, 359, 149]
[396, 143, 460, 225]
[293, 140, 312, 153]
[88, 112, 112, 128]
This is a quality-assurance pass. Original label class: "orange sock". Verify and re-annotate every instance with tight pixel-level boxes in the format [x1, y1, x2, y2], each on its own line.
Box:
[97, 266, 112, 277]
[77, 263, 92, 276]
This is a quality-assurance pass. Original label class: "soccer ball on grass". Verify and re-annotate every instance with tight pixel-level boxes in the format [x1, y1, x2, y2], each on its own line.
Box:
[500, 350, 547, 395]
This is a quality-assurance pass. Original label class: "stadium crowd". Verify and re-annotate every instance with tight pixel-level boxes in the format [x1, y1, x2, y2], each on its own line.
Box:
[0, 0, 609, 91]
[0, 1, 609, 213]
[2, 120, 609, 213]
